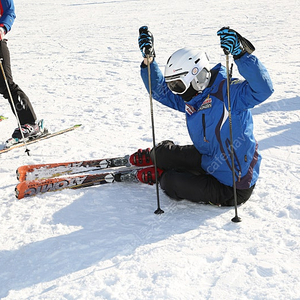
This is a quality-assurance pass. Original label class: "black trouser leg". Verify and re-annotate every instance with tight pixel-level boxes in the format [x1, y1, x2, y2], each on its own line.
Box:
[151, 140, 205, 173]
[151, 140, 255, 206]
[160, 170, 254, 206]
[0, 40, 36, 125]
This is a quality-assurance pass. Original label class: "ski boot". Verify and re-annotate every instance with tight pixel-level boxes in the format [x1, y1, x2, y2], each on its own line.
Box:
[136, 166, 164, 185]
[6, 120, 47, 148]
[129, 148, 153, 166]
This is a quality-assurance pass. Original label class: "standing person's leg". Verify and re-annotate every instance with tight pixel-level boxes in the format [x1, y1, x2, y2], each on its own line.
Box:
[0, 40, 37, 125]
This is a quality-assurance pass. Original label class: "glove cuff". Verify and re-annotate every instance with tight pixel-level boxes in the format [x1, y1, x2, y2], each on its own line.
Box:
[141, 57, 155, 68]
[0, 26, 6, 34]
[141, 61, 148, 68]
[233, 50, 247, 60]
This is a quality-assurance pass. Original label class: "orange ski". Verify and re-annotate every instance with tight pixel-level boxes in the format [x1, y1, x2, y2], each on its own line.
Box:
[15, 167, 151, 199]
[16, 157, 129, 182]
[16, 148, 153, 182]
[16, 173, 115, 199]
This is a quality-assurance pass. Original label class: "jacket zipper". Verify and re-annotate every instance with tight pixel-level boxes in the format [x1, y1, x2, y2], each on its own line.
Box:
[202, 114, 209, 143]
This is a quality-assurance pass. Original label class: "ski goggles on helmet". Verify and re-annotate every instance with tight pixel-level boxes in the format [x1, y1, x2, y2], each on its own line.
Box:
[165, 71, 190, 94]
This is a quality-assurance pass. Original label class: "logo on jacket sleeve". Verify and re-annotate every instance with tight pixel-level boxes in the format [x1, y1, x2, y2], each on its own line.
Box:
[185, 104, 196, 115]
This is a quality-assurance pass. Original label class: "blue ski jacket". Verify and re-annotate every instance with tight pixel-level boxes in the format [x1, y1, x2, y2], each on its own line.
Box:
[0, 0, 16, 32]
[140, 53, 273, 189]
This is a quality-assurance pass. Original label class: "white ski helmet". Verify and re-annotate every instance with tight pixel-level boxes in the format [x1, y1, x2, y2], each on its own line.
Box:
[164, 48, 211, 94]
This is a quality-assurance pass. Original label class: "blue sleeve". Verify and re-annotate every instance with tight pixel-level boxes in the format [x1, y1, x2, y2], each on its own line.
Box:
[140, 60, 186, 112]
[0, 0, 16, 32]
[231, 53, 274, 110]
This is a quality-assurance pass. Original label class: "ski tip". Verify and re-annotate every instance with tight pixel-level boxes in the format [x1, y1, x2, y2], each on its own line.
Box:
[74, 124, 82, 128]
[16, 166, 30, 182]
[15, 181, 28, 200]
[0, 115, 8, 121]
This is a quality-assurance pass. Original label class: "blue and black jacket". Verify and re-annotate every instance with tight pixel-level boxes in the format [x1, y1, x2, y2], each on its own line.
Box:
[140, 53, 273, 189]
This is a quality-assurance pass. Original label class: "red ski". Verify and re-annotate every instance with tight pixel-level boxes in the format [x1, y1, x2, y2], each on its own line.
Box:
[17, 149, 153, 182]
[15, 166, 162, 200]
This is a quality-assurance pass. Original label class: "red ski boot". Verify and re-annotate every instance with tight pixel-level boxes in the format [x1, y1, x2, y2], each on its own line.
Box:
[136, 167, 163, 185]
[129, 148, 153, 166]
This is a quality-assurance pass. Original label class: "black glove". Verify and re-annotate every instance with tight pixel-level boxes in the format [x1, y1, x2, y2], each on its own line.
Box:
[217, 27, 255, 58]
[138, 26, 155, 58]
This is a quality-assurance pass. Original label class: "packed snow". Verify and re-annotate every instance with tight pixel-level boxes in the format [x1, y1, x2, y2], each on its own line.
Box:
[0, 0, 300, 299]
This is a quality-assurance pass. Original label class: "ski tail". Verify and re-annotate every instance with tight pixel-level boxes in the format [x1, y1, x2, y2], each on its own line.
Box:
[17, 148, 153, 182]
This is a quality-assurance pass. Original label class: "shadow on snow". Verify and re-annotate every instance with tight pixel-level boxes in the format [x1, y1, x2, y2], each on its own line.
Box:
[252, 96, 300, 150]
[0, 183, 231, 297]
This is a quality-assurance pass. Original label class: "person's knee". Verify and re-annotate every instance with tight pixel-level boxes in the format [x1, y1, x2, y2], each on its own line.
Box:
[150, 140, 175, 169]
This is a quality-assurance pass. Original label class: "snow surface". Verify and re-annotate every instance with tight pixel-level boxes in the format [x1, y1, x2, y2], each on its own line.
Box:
[1, 0, 300, 299]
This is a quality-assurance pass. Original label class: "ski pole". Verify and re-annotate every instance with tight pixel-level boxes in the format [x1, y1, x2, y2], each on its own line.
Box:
[146, 54, 164, 215]
[0, 59, 30, 155]
[225, 53, 241, 223]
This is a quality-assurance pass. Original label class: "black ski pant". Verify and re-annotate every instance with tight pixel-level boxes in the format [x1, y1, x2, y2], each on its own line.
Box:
[0, 40, 36, 125]
[151, 140, 255, 206]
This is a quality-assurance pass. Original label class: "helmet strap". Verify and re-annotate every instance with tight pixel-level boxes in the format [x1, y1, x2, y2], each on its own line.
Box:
[180, 84, 199, 102]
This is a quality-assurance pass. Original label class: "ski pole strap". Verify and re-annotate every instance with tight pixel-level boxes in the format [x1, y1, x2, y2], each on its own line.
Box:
[235, 31, 255, 54]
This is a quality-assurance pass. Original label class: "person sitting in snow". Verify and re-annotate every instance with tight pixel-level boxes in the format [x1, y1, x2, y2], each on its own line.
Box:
[0, 0, 42, 140]
[135, 26, 273, 206]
